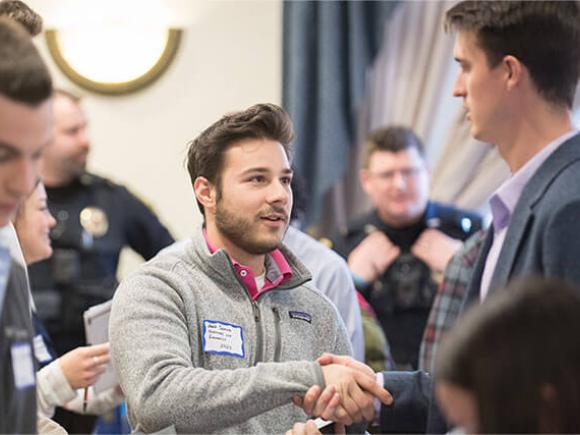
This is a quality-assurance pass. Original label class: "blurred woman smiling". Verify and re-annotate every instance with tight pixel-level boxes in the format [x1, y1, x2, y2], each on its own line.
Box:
[13, 182, 122, 422]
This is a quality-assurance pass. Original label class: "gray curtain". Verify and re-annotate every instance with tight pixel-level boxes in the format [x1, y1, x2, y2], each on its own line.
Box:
[283, 0, 399, 230]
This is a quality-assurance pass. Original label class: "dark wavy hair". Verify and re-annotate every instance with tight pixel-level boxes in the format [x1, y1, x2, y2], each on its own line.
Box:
[0, 0, 42, 36]
[186, 103, 294, 215]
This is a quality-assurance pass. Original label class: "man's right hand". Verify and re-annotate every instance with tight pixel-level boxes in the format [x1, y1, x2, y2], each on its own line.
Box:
[296, 355, 392, 425]
[347, 232, 400, 283]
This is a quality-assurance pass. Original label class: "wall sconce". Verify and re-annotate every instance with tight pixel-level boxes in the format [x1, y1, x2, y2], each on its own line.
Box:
[45, 25, 182, 95]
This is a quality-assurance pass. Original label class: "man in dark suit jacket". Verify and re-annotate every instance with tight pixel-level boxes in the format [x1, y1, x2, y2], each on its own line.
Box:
[294, 1, 580, 433]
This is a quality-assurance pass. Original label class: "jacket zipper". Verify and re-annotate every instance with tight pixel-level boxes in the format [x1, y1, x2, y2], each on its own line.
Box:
[272, 307, 282, 362]
[229, 260, 264, 366]
[230, 261, 284, 365]
[251, 301, 263, 365]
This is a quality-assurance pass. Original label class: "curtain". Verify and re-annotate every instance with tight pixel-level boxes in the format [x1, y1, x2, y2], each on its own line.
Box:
[285, 1, 580, 238]
[328, 0, 510, 238]
[283, 0, 399, 231]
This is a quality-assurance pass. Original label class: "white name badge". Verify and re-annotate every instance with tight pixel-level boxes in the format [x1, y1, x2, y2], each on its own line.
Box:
[11, 342, 36, 389]
[202, 320, 245, 358]
[33, 334, 53, 363]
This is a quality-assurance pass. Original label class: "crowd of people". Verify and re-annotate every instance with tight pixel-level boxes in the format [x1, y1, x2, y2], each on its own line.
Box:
[1, 0, 580, 434]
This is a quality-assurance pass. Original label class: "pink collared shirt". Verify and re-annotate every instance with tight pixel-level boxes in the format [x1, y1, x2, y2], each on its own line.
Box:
[203, 230, 293, 301]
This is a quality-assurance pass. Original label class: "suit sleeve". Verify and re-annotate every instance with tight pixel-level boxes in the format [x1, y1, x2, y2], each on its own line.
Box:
[543, 199, 580, 286]
[379, 371, 432, 433]
[119, 186, 174, 259]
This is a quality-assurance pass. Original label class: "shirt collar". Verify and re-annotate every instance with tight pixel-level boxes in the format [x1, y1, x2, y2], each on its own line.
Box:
[490, 129, 579, 232]
[202, 228, 292, 300]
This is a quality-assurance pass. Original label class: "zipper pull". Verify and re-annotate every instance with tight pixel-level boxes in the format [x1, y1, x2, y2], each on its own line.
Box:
[252, 302, 260, 322]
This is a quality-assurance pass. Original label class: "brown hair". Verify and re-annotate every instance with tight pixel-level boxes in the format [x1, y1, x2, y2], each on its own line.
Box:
[0, 0, 42, 36]
[445, 1, 580, 108]
[186, 103, 294, 214]
[53, 88, 82, 104]
[0, 16, 52, 105]
[362, 126, 424, 168]
[436, 277, 580, 433]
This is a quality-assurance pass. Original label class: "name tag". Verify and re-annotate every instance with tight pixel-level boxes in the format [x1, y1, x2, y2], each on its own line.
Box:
[11, 342, 36, 389]
[202, 320, 244, 358]
[33, 334, 53, 363]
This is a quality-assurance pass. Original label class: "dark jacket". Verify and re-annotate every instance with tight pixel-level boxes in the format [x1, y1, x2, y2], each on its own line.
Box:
[0, 257, 37, 433]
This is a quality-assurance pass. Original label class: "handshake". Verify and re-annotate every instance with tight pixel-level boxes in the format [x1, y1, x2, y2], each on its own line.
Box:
[289, 354, 393, 434]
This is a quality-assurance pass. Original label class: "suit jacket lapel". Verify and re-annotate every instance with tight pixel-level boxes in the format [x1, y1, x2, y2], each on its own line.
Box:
[463, 226, 494, 311]
[489, 134, 580, 295]
[488, 205, 533, 293]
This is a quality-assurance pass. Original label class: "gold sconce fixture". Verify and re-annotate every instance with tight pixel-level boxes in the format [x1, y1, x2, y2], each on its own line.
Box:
[45, 27, 182, 95]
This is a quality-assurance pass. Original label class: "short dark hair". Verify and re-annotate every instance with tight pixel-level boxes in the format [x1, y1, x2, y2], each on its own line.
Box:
[363, 126, 424, 168]
[445, 1, 580, 108]
[0, 17, 52, 105]
[436, 277, 580, 433]
[0, 0, 42, 36]
[186, 103, 294, 214]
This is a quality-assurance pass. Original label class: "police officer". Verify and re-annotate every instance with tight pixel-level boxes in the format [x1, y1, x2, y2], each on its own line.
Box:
[332, 126, 482, 370]
[28, 89, 174, 432]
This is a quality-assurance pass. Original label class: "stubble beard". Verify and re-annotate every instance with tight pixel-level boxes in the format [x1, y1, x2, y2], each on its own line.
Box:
[215, 200, 286, 255]
[58, 156, 87, 183]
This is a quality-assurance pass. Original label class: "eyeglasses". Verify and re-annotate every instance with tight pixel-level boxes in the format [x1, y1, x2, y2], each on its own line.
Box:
[368, 167, 424, 183]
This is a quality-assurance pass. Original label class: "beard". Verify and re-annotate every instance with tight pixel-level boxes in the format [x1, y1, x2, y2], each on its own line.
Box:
[215, 200, 287, 255]
[60, 152, 88, 180]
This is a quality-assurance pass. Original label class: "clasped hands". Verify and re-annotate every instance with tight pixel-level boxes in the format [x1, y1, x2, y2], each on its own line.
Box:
[348, 228, 461, 282]
[293, 354, 392, 427]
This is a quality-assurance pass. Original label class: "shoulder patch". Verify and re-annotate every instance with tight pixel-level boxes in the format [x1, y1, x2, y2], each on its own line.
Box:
[318, 237, 333, 249]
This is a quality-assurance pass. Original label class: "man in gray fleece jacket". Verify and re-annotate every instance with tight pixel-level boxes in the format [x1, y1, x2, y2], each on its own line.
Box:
[110, 104, 391, 433]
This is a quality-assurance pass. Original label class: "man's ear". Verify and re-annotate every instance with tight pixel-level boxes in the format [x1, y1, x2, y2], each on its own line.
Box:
[360, 169, 372, 195]
[503, 55, 524, 91]
[194, 176, 216, 211]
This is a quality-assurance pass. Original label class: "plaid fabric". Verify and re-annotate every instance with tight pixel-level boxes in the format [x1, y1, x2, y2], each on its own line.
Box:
[419, 230, 487, 373]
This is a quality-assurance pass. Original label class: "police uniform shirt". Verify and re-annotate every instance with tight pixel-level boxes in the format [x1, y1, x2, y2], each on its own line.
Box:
[29, 173, 174, 355]
[333, 201, 483, 369]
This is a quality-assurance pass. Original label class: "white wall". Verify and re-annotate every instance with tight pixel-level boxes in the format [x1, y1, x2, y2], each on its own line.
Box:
[27, 0, 282, 275]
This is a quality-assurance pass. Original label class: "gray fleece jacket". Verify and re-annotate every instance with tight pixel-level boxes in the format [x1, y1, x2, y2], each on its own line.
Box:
[109, 226, 352, 433]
